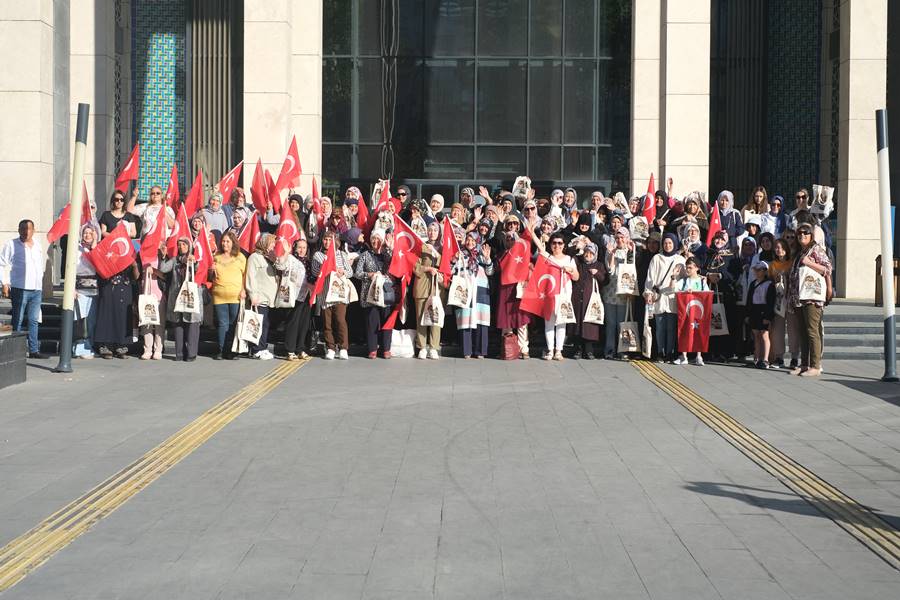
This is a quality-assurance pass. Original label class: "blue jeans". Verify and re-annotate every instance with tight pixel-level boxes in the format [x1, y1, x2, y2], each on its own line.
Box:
[11, 288, 41, 353]
[603, 301, 628, 356]
[655, 312, 677, 358]
[214, 303, 240, 352]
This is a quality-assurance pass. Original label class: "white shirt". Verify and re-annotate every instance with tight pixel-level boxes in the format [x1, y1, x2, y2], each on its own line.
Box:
[0, 237, 45, 290]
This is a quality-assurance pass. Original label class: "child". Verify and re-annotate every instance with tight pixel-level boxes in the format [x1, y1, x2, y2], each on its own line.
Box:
[746, 261, 776, 369]
[674, 258, 709, 366]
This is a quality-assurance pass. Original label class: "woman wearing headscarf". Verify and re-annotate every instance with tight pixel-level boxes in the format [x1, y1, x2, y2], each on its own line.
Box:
[73, 223, 100, 358]
[760, 195, 787, 237]
[734, 236, 759, 361]
[450, 231, 494, 359]
[158, 236, 205, 361]
[311, 230, 353, 360]
[669, 196, 708, 241]
[602, 227, 637, 358]
[244, 233, 279, 360]
[354, 229, 395, 359]
[567, 242, 608, 359]
[428, 194, 445, 220]
[413, 221, 444, 359]
[650, 190, 673, 233]
[496, 231, 532, 360]
[715, 191, 744, 251]
[644, 234, 686, 362]
[679, 222, 708, 267]
[278, 238, 313, 360]
[787, 222, 831, 376]
[562, 188, 579, 226]
[224, 187, 253, 227]
[209, 230, 247, 359]
[201, 191, 229, 235]
[703, 230, 740, 361]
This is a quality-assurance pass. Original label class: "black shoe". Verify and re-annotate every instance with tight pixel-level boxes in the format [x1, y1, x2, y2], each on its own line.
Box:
[572, 350, 582, 360]
[584, 352, 594, 360]
[27, 352, 49, 359]
[789, 359, 799, 369]
[185, 357, 197, 362]
[213, 353, 223, 361]
[230, 354, 240, 360]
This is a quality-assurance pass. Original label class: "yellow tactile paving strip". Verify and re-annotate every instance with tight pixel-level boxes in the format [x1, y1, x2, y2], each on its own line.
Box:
[632, 360, 900, 570]
[0, 358, 308, 592]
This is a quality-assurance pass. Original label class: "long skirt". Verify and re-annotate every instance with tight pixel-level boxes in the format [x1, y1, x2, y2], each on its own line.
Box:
[93, 275, 134, 348]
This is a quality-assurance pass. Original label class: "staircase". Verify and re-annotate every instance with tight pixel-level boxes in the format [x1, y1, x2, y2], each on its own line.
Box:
[823, 299, 898, 360]
[0, 294, 63, 355]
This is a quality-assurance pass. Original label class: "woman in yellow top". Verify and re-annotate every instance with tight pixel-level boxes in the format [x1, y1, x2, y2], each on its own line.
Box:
[210, 230, 247, 359]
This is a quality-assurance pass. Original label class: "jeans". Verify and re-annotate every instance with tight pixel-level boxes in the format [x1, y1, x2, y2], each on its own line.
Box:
[11, 288, 41, 353]
[603, 301, 628, 356]
[214, 303, 240, 352]
[655, 312, 677, 357]
[364, 305, 392, 353]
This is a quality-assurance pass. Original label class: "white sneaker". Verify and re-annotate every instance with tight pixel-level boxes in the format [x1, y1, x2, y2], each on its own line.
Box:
[325, 349, 335, 360]
[543, 350, 552, 361]
[254, 350, 273, 360]
[693, 355, 705, 366]
[673, 356, 688, 365]
[337, 349, 349, 360]
[417, 349, 427, 360]
[428, 348, 440, 360]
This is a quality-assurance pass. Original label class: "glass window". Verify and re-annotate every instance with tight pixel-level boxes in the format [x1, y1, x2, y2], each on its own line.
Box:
[398, 0, 425, 57]
[564, 60, 596, 144]
[358, 0, 381, 55]
[477, 146, 526, 179]
[323, 144, 352, 182]
[564, 147, 594, 180]
[529, 146, 562, 180]
[530, 0, 562, 57]
[426, 59, 475, 143]
[324, 0, 351, 56]
[565, 0, 596, 57]
[477, 60, 527, 143]
[426, 0, 476, 56]
[358, 59, 384, 143]
[421, 184, 456, 205]
[323, 59, 352, 142]
[425, 146, 474, 179]
[358, 145, 384, 178]
[478, 0, 528, 57]
[529, 60, 562, 143]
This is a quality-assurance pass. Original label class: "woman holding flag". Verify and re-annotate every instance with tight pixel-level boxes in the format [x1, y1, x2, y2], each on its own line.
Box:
[412, 221, 444, 359]
[496, 230, 532, 359]
[542, 232, 579, 361]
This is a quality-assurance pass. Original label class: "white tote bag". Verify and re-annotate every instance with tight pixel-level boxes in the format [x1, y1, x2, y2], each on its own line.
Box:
[239, 306, 264, 345]
[710, 288, 729, 337]
[615, 261, 638, 296]
[366, 272, 387, 307]
[420, 276, 445, 327]
[173, 263, 202, 318]
[798, 265, 826, 303]
[138, 272, 161, 327]
[325, 273, 351, 304]
[231, 304, 250, 354]
[274, 264, 299, 308]
[617, 300, 641, 354]
[554, 290, 576, 324]
[389, 329, 416, 358]
[447, 273, 471, 307]
[583, 279, 605, 325]
[774, 278, 787, 318]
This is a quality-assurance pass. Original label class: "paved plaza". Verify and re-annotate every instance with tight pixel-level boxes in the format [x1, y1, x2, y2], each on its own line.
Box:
[1, 355, 900, 599]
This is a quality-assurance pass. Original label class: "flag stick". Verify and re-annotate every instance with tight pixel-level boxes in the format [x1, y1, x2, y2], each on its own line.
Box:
[55, 103, 90, 373]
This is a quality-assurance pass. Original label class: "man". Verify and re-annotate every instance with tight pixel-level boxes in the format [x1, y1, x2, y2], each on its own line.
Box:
[0, 220, 48, 358]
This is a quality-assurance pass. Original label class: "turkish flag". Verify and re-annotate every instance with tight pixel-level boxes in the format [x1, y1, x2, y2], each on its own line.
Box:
[519, 255, 562, 320]
[139, 202, 168, 266]
[192, 224, 214, 285]
[274, 201, 300, 257]
[677, 291, 713, 353]
[166, 202, 191, 257]
[500, 227, 532, 285]
[250, 159, 267, 214]
[438, 216, 461, 278]
[309, 241, 336, 305]
[706, 201, 722, 246]
[355, 192, 370, 231]
[311, 176, 319, 200]
[48, 183, 95, 243]
[265, 168, 281, 214]
[88, 221, 135, 278]
[114, 144, 140, 193]
[238, 214, 261, 254]
[275, 135, 302, 194]
[183, 171, 203, 216]
[381, 275, 410, 330]
[642, 172, 656, 222]
[217, 161, 243, 203]
[388, 215, 424, 279]
[165, 164, 180, 209]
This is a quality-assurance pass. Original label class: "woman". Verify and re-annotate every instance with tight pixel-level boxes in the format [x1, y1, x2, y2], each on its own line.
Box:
[733, 237, 759, 360]
[704, 231, 740, 361]
[139, 244, 167, 361]
[715, 191, 744, 251]
[224, 187, 253, 226]
[644, 234, 686, 362]
[159, 237, 204, 361]
[787, 223, 832, 376]
[651, 190, 673, 233]
[670, 197, 708, 242]
[741, 186, 769, 222]
[413, 221, 444, 359]
[756, 232, 776, 264]
[568, 242, 607, 359]
[542, 232, 579, 360]
[760, 195, 787, 237]
[768, 238, 794, 368]
[244, 233, 279, 360]
[100, 190, 140, 239]
[451, 231, 494, 359]
[496, 232, 531, 360]
[93, 240, 139, 359]
[210, 230, 247, 359]
[680, 222, 707, 267]
[354, 229, 395, 359]
[602, 227, 638, 358]
[278, 238, 312, 360]
[130, 185, 175, 237]
[311, 230, 353, 360]
[73, 223, 100, 358]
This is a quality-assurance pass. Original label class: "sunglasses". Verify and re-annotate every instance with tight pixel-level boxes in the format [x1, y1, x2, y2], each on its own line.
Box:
[798, 231, 812, 236]
[796, 194, 807, 199]
[113, 197, 124, 202]
[550, 241, 564, 246]
[524, 207, 536, 211]
[398, 192, 408, 196]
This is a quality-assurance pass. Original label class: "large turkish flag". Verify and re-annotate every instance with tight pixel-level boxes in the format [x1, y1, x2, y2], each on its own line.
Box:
[677, 291, 713, 353]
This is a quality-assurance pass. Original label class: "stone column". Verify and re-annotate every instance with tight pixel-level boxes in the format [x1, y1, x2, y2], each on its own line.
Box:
[0, 4, 55, 239]
[630, 0, 661, 196]
[836, 0, 888, 299]
[291, 0, 323, 192]
[659, 0, 711, 197]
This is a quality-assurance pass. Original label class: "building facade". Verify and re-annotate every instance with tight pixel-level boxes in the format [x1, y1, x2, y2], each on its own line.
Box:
[0, 0, 894, 298]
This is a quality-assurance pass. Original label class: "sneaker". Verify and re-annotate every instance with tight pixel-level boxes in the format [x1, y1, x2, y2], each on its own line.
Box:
[693, 355, 704, 366]
[428, 349, 440, 360]
[543, 350, 552, 361]
[673, 356, 688, 365]
[337, 349, 349, 360]
[325, 349, 336, 360]
[97, 346, 112, 359]
[584, 352, 594, 360]
[758, 361, 769, 370]
[572, 350, 582, 360]
[773, 358, 785, 369]
[254, 350, 273, 360]
[213, 353, 223, 361]
[78, 353, 94, 360]
[789, 358, 799, 369]
[553, 351, 564, 361]
[28, 352, 50, 360]
[417, 349, 427, 360]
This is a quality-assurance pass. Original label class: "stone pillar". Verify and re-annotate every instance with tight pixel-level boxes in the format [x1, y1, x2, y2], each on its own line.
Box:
[291, 0, 323, 192]
[836, 0, 887, 299]
[630, 0, 661, 196]
[243, 0, 293, 184]
[659, 0, 711, 197]
[0, 4, 55, 239]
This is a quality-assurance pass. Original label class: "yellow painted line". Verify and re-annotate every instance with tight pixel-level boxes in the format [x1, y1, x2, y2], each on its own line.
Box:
[631, 360, 900, 570]
[0, 358, 308, 591]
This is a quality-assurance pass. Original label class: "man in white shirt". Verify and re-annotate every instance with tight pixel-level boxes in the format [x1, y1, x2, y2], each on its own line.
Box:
[0, 220, 48, 358]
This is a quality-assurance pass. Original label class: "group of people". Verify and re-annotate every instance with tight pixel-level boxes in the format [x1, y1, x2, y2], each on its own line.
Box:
[0, 177, 834, 376]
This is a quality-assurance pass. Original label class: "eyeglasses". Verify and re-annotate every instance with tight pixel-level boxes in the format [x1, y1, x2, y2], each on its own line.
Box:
[550, 241, 564, 246]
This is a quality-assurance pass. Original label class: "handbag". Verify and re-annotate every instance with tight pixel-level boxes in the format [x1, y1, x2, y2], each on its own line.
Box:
[710, 288, 729, 337]
[231, 304, 250, 354]
[325, 273, 352, 304]
[420, 275, 445, 327]
[774, 277, 787, 318]
[615, 260, 638, 296]
[501, 331, 519, 360]
[583, 279, 605, 325]
[798, 265, 826, 303]
[366, 272, 386, 307]
[389, 329, 416, 358]
[382, 275, 396, 306]
[274, 270, 299, 308]
[617, 300, 641, 354]
[239, 305, 264, 345]
[554, 290, 576, 325]
[173, 263, 202, 317]
[447, 273, 471, 307]
[629, 216, 649, 240]
[138, 272, 161, 327]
